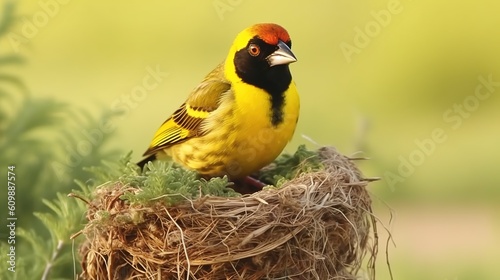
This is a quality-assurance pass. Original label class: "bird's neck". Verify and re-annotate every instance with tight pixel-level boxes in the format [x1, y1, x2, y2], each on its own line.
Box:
[225, 56, 292, 126]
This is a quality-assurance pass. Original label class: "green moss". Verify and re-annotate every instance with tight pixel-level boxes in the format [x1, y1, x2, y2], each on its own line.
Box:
[82, 153, 238, 207]
[121, 161, 237, 206]
[259, 145, 324, 187]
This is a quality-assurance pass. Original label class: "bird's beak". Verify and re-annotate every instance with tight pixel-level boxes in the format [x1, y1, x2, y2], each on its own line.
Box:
[266, 40, 297, 67]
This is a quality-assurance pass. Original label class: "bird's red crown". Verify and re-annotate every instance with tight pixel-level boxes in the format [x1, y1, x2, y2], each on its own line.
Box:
[250, 23, 291, 45]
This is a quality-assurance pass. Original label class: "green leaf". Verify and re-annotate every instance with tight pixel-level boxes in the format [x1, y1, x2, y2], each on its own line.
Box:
[0, 55, 24, 66]
[0, 73, 27, 92]
[0, 1, 16, 38]
[2, 98, 66, 144]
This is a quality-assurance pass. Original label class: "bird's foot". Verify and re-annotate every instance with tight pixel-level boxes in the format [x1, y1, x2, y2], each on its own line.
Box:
[231, 176, 267, 194]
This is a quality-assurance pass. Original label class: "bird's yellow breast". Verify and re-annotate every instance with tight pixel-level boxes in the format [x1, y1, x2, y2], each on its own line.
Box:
[169, 81, 299, 179]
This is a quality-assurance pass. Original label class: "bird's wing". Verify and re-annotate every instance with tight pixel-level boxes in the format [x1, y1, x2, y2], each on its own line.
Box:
[143, 63, 230, 156]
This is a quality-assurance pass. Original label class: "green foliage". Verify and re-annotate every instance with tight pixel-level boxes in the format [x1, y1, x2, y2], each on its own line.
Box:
[0, 193, 87, 280]
[0, 94, 123, 221]
[0, 243, 30, 279]
[0, 104, 122, 279]
[0, 3, 123, 279]
[82, 155, 239, 207]
[34, 193, 87, 247]
[259, 144, 324, 187]
[0, 1, 16, 38]
[0, 2, 26, 102]
[20, 193, 86, 280]
[124, 161, 236, 206]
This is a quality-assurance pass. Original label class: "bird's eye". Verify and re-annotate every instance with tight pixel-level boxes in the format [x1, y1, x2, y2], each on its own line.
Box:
[248, 44, 260, 56]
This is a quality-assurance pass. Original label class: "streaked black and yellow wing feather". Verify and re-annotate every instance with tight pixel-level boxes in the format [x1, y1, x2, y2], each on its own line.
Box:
[143, 63, 230, 156]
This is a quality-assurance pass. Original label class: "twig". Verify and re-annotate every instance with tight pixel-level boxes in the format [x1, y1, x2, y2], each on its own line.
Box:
[41, 240, 64, 280]
[68, 192, 90, 205]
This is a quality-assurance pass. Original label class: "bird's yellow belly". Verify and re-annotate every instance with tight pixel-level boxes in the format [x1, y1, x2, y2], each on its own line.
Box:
[170, 117, 296, 178]
[170, 84, 299, 179]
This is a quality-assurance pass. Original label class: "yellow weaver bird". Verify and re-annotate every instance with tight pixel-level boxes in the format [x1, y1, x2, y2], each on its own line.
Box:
[138, 23, 299, 181]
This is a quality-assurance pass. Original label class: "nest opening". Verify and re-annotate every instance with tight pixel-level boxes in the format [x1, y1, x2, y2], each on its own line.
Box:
[78, 146, 377, 279]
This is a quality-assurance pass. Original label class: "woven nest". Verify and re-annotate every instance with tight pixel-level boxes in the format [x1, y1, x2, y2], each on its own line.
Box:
[78, 147, 377, 279]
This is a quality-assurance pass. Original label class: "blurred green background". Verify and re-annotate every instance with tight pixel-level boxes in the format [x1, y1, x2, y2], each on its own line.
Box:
[1, 0, 500, 279]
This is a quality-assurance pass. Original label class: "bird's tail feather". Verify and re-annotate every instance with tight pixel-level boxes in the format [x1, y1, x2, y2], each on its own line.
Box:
[137, 154, 157, 169]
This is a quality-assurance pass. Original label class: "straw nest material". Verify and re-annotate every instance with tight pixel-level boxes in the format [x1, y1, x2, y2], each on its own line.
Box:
[79, 146, 377, 279]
